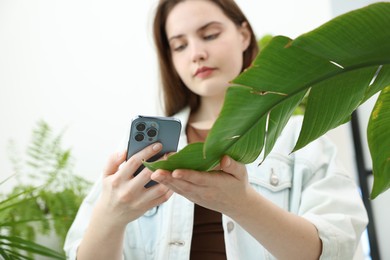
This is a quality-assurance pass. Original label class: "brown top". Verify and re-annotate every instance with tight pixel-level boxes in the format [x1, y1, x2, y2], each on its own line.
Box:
[186, 124, 227, 260]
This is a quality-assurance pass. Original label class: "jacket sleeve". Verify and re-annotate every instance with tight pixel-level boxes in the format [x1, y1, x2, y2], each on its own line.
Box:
[63, 132, 130, 259]
[293, 133, 368, 259]
[63, 176, 102, 260]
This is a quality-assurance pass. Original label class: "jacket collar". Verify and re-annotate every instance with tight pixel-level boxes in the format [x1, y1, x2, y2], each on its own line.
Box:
[172, 107, 191, 150]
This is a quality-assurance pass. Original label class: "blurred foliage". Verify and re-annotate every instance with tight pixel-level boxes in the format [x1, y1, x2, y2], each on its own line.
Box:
[258, 33, 273, 50]
[0, 120, 92, 259]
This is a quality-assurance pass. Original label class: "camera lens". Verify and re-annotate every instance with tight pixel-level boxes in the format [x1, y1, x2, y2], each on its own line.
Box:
[135, 133, 144, 142]
[147, 128, 157, 137]
[136, 123, 146, 131]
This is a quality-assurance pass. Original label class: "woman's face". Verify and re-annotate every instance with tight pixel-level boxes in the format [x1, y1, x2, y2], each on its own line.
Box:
[165, 0, 250, 100]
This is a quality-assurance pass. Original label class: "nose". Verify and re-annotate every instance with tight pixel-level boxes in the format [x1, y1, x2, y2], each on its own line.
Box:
[191, 41, 208, 63]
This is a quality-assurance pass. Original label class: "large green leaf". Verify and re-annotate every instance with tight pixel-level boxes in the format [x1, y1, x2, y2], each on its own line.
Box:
[290, 3, 390, 67]
[368, 86, 390, 199]
[363, 65, 390, 103]
[144, 142, 219, 171]
[147, 3, 390, 197]
[293, 66, 377, 151]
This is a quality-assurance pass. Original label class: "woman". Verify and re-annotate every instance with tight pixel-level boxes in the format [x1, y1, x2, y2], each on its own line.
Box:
[64, 0, 368, 259]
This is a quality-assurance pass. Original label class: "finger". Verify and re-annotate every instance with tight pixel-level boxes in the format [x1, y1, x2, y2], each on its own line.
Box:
[151, 169, 185, 189]
[162, 151, 176, 160]
[120, 143, 162, 179]
[126, 175, 174, 208]
[210, 162, 222, 171]
[144, 182, 174, 202]
[151, 169, 200, 195]
[145, 188, 174, 208]
[150, 169, 171, 184]
[153, 170, 212, 207]
[103, 150, 127, 177]
[171, 169, 209, 186]
[130, 166, 157, 188]
[220, 155, 245, 179]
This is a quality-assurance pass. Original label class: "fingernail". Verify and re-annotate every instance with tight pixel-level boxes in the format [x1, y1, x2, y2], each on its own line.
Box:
[153, 143, 162, 151]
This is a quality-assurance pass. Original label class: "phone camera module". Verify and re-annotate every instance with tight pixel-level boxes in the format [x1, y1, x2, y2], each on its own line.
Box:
[147, 128, 157, 138]
[135, 133, 145, 142]
[136, 122, 146, 131]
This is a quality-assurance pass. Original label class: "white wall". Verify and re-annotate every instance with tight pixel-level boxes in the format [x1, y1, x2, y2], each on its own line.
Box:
[0, 1, 160, 184]
[0, 0, 332, 183]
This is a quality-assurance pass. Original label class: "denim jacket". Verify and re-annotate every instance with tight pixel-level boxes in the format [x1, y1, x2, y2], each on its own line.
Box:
[64, 107, 368, 259]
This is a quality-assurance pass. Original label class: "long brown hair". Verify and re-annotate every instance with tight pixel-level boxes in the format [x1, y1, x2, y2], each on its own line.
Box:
[153, 0, 259, 116]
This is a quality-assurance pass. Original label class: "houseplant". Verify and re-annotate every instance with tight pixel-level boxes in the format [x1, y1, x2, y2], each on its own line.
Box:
[0, 184, 66, 260]
[0, 120, 91, 259]
[146, 2, 390, 199]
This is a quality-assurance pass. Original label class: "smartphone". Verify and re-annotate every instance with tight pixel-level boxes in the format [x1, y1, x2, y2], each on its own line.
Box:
[126, 115, 182, 188]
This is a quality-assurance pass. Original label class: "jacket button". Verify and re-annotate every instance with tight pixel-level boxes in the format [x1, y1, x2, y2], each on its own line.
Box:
[143, 206, 158, 217]
[270, 169, 279, 186]
[169, 241, 185, 246]
[227, 221, 235, 233]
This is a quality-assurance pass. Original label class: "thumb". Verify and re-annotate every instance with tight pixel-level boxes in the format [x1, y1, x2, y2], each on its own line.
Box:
[103, 149, 127, 176]
[220, 155, 246, 179]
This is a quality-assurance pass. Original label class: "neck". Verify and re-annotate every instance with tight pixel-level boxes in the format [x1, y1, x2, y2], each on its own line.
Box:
[190, 95, 225, 129]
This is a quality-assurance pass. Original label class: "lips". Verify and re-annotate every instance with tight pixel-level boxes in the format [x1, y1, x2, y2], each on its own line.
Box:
[194, 66, 215, 78]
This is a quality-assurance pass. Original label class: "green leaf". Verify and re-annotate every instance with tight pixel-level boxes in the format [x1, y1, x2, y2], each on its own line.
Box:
[0, 247, 12, 260]
[290, 3, 390, 67]
[264, 90, 307, 159]
[1, 248, 34, 260]
[363, 65, 390, 103]
[2, 120, 92, 258]
[147, 2, 390, 198]
[0, 236, 65, 260]
[233, 36, 342, 94]
[369, 86, 390, 199]
[294, 66, 377, 151]
[144, 142, 220, 171]
[205, 86, 274, 164]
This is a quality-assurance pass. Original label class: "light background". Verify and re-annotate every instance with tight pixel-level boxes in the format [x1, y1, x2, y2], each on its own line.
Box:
[0, 0, 388, 258]
[0, 0, 334, 182]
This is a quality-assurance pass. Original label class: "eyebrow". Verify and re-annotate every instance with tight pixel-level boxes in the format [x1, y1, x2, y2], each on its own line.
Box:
[168, 21, 223, 42]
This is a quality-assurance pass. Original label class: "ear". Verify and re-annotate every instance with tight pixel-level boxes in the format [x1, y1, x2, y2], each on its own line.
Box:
[239, 22, 251, 52]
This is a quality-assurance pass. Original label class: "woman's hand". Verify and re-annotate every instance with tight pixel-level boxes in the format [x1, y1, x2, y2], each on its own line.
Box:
[95, 143, 174, 229]
[151, 155, 322, 260]
[77, 143, 173, 260]
[150, 155, 250, 216]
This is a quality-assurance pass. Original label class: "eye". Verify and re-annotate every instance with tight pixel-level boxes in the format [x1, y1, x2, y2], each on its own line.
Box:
[170, 39, 187, 52]
[173, 44, 187, 52]
[204, 33, 219, 41]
